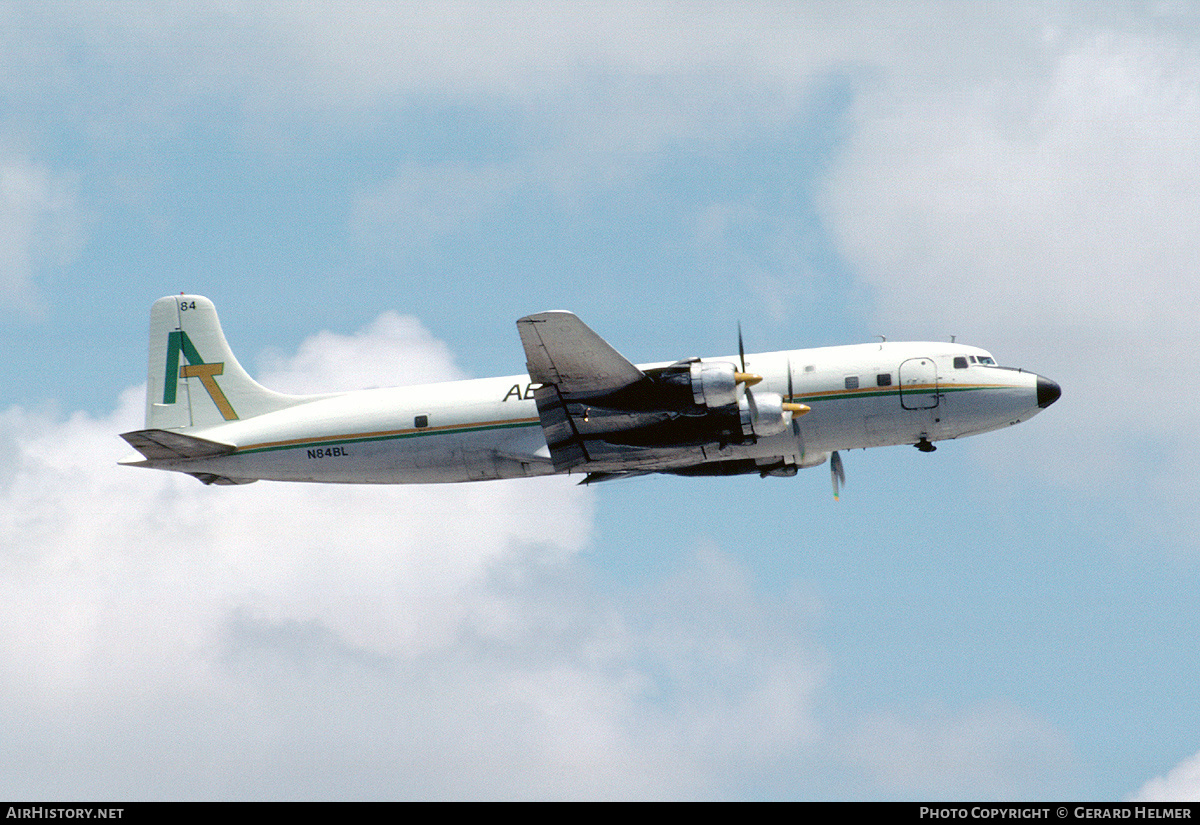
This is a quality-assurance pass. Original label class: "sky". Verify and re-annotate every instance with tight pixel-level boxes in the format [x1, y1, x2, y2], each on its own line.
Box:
[1, 0, 1198, 801]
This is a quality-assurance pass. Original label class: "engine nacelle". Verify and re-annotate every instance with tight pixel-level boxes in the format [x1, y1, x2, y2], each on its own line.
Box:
[739, 391, 789, 438]
[689, 361, 738, 408]
[796, 451, 829, 469]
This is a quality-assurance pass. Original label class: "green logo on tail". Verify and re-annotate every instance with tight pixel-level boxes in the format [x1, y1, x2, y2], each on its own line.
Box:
[163, 330, 239, 421]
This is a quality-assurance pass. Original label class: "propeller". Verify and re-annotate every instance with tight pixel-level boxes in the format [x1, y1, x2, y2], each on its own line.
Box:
[775, 337, 809, 419]
[830, 450, 845, 500]
[786, 358, 809, 433]
[738, 324, 828, 489]
[736, 321, 763, 429]
[735, 322, 761, 388]
[736, 323, 810, 423]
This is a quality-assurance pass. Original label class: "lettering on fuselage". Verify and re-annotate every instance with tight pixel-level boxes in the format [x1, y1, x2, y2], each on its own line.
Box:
[502, 383, 540, 401]
[307, 447, 349, 459]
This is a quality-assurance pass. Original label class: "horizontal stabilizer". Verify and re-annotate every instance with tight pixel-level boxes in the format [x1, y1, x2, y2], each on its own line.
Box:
[186, 472, 257, 486]
[120, 428, 237, 461]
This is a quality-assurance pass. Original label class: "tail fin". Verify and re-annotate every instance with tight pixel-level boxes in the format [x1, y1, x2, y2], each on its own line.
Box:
[145, 294, 305, 429]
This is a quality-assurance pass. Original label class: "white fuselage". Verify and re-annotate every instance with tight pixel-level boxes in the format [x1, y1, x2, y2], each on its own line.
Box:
[126, 341, 1050, 484]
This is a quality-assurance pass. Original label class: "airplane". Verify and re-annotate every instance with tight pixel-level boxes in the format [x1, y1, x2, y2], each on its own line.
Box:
[119, 294, 1061, 494]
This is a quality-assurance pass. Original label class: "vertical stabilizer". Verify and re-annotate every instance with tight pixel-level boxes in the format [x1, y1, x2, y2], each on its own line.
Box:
[145, 295, 304, 429]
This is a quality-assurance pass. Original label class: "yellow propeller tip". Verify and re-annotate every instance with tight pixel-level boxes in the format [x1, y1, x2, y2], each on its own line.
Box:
[735, 372, 763, 387]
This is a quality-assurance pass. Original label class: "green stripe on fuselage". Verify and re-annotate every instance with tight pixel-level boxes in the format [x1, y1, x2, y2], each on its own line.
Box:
[233, 385, 1007, 456]
[235, 418, 541, 456]
[793, 384, 1004, 404]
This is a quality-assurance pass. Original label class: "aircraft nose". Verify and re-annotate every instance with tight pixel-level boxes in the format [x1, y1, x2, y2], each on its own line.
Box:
[1036, 375, 1062, 409]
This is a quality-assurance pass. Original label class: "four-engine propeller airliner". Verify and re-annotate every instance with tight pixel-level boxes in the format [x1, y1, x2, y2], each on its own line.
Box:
[119, 294, 1060, 493]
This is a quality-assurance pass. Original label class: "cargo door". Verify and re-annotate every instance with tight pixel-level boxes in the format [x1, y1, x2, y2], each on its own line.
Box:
[899, 357, 939, 410]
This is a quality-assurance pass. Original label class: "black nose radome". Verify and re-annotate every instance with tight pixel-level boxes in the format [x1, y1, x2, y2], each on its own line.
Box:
[1037, 376, 1061, 409]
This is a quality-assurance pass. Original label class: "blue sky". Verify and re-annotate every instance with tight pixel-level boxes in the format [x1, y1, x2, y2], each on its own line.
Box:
[2, 1, 1199, 800]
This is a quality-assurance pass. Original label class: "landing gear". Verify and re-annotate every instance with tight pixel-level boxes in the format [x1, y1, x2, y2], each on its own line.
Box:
[915, 436, 937, 453]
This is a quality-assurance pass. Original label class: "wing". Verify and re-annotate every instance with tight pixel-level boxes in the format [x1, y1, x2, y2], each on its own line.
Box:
[518, 311, 647, 471]
[516, 311, 711, 473]
[515, 311, 804, 477]
[517, 311, 644, 394]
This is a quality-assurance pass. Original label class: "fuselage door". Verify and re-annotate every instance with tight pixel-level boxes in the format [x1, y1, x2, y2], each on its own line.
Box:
[899, 357, 939, 410]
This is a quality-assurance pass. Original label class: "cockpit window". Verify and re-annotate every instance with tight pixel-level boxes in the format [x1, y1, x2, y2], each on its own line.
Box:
[954, 357, 968, 369]
[977, 356, 996, 365]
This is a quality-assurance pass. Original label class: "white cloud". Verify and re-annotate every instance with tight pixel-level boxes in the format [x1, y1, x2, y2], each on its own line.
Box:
[256, 310, 464, 392]
[818, 14, 1200, 530]
[1130, 750, 1200, 802]
[210, 2, 850, 106]
[824, 28, 1200, 345]
[848, 702, 1077, 799]
[0, 3, 868, 163]
[0, 153, 80, 314]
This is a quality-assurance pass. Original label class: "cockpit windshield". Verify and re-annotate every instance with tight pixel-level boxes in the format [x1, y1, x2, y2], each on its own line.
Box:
[954, 354, 999, 369]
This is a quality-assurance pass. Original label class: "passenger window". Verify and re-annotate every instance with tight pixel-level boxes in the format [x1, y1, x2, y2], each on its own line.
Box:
[414, 415, 429, 428]
[845, 376, 859, 390]
[954, 357, 968, 369]
[876, 373, 892, 386]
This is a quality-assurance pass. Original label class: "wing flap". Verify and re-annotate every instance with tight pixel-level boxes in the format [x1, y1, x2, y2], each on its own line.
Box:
[530, 384, 590, 470]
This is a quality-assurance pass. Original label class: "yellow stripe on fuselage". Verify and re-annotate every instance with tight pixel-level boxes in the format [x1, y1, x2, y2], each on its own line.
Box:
[236, 416, 541, 455]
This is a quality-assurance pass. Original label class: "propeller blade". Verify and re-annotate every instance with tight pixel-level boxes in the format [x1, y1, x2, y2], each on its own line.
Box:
[788, 358, 800, 436]
[831, 450, 845, 500]
[734, 324, 763, 416]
